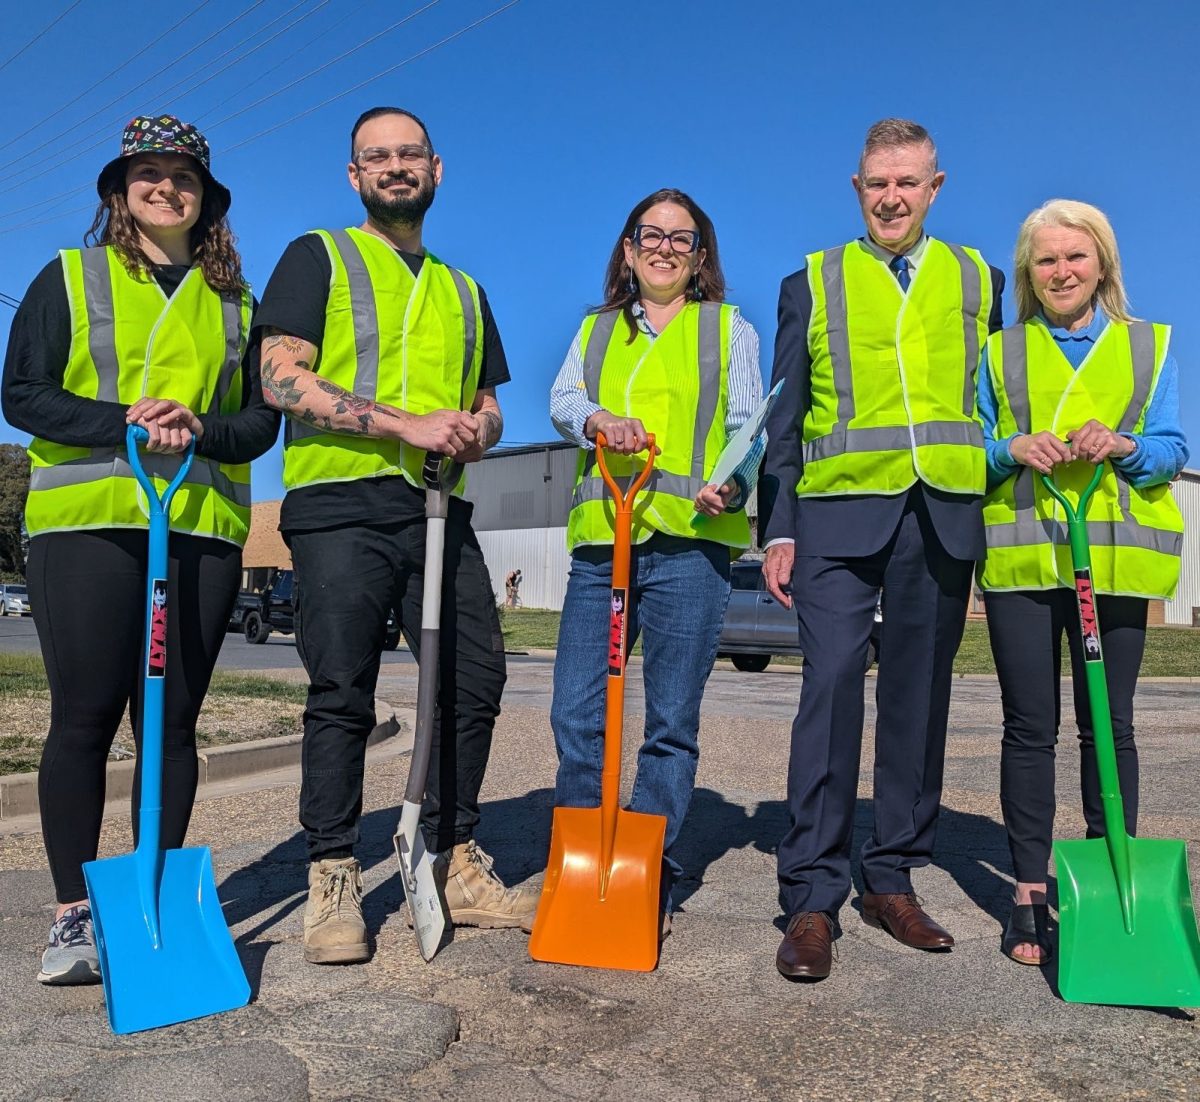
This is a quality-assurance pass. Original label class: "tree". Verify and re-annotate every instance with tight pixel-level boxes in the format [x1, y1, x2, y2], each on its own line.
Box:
[0, 444, 30, 577]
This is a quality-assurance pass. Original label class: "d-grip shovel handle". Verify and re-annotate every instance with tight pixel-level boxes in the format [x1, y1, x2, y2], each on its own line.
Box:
[126, 424, 195, 946]
[592, 433, 655, 897]
[1041, 461, 1135, 932]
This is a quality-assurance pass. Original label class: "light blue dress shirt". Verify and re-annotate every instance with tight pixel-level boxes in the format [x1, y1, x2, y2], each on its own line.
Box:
[977, 307, 1188, 491]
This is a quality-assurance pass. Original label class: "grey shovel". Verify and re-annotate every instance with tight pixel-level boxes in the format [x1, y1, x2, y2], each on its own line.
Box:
[393, 453, 462, 961]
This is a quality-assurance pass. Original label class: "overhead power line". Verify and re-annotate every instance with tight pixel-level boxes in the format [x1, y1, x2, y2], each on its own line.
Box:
[0, 0, 216, 156]
[218, 0, 522, 152]
[0, 0, 270, 186]
[0, 0, 86, 77]
[0, 0, 333, 221]
[1, 291, 23, 310]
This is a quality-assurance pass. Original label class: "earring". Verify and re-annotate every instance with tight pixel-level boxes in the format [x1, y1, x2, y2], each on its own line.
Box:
[693, 271, 702, 301]
[627, 269, 638, 296]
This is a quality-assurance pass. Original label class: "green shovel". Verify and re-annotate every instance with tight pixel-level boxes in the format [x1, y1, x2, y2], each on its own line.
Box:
[1045, 463, 1200, 1007]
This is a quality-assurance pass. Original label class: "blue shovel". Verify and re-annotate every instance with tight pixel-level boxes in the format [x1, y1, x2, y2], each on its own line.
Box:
[82, 424, 250, 1034]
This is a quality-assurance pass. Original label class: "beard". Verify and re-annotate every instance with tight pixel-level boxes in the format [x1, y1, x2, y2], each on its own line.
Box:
[359, 171, 436, 226]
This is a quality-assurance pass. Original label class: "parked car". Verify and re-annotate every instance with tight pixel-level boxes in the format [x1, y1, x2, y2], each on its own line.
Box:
[716, 559, 802, 673]
[236, 570, 402, 651]
[0, 584, 31, 616]
[717, 560, 883, 674]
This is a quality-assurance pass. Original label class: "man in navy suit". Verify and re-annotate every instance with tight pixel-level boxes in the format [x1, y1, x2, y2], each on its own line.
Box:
[762, 118, 1005, 979]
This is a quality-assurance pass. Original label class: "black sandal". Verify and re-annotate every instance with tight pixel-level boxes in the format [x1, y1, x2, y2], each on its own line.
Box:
[1002, 903, 1053, 966]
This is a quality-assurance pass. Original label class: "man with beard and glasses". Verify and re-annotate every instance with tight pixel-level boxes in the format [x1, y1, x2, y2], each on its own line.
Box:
[255, 106, 534, 965]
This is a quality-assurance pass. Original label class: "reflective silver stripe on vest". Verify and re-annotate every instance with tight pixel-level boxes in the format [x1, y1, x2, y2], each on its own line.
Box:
[582, 310, 620, 403]
[946, 244, 983, 416]
[691, 302, 722, 481]
[447, 267, 477, 405]
[1118, 321, 1157, 433]
[803, 419, 983, 464]
[80, 249, 119, 403]
[1000, 327, 1035, 513]
[571, 469, 708, 508]
[819, 246, 854, 422]
[985, 515, 1182, 556]
[209, 292, 246, 416]
[328, 230, 380, 396]
[29, 450, 250, 507]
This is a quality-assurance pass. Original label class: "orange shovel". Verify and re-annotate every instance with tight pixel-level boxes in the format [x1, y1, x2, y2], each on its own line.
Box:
[529, 433, 667, 972]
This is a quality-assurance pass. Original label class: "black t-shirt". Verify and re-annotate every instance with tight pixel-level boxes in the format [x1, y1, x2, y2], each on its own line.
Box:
[252, 233, 511, 534]
[1, 255, 278, 464]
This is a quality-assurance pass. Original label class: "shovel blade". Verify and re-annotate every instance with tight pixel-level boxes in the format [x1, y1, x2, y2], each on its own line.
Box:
[83, 846, 250, 1034]
[393, 801, 448, 961]
[529, 805, 666, 972]
[1055, 836, 1200, 1007]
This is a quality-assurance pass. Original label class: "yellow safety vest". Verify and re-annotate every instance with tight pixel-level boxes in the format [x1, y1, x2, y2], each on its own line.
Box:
[979, 318, 1183, 598]
[282, 227, 482, 494]
[566, 302, 750, 551]
[799, 237, 991, 497]
[25, 247, 252, 545]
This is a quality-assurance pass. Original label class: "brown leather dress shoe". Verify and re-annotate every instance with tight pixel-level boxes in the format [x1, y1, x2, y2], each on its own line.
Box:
[776, 911, 834, 979]
[861, 892, 954, 950]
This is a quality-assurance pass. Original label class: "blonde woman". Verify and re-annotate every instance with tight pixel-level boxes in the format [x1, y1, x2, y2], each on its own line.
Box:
[976, 199, 1187, 966]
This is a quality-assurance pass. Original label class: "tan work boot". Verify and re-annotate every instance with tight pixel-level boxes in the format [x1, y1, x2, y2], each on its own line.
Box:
[304, 857, 369, 964]
[438, 840, 538, 932]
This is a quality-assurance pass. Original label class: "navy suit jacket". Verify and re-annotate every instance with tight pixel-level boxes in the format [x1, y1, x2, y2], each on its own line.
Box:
[760, 243, 1006, 562]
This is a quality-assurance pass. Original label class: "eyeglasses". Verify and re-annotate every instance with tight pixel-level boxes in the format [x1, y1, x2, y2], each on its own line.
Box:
[858, 177, 935, 197]
[632, 224, 701, 254]
[354, 144, 432, 172]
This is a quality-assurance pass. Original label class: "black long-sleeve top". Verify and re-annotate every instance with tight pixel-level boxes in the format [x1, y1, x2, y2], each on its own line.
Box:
[2, 256, 279, 464]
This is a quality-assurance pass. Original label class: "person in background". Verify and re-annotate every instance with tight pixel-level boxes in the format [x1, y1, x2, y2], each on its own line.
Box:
[976, 198, 1187, 966]
[549, 187, 762, 936]
[1, 114, 278, 985]
[762, 118, 1005, 980]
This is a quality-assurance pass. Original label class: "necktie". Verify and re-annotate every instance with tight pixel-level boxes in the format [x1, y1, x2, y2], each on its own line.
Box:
[890, 254, 910, 291]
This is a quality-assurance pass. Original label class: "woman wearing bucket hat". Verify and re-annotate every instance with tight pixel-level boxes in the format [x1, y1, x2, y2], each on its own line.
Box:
[976, 199, 1188, 966]
[2, 114, 278, 985]
[546, 188, 762, 939]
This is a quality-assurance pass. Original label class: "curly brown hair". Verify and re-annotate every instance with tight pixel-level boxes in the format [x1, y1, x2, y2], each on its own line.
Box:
[599, 188, 726, 344]
[85, 177, 245, 293]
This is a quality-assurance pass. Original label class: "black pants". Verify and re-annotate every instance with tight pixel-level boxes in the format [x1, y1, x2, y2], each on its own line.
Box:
[777, 490, 975, 916]
[986, 589, 1145, 882]
[288, 512, 506, 861]
[28, 529, 241, 903]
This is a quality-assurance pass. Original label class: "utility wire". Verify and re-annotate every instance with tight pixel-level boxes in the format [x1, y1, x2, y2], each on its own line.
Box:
[0, 0, 269, 185]
[0, 0, 215, 156]
[217, 0, 521, 153]
[195, 0, 377, 122]
[0, 292, 23, 309]
[203, 0, 442, 133]
[0, 0, 86, 77]
[0, 0, 332, 221]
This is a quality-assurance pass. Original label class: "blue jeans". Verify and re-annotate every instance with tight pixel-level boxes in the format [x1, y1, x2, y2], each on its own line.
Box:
[550, 534, 731, 906]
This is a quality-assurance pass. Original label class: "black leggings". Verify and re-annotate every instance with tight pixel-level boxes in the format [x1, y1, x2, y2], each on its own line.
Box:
[28, 529, 241, 903]
[986, 589, 1146, 883]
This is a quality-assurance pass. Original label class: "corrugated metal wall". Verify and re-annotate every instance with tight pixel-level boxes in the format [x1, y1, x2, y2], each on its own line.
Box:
[1166, 471, 1200, 626]
[475, 527, 571, 610]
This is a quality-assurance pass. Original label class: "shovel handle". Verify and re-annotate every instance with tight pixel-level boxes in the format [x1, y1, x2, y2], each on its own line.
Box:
[592, 435, 655, 897]
[1041, 460, 1134, 931]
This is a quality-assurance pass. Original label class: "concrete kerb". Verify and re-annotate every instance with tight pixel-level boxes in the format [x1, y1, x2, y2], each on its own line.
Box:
[0, 703, 411, 821]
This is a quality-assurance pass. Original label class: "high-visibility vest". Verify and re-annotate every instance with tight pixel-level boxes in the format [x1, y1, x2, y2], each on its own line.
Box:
[566, 302, 750, 551]
[25, 247, 253, 545]
[979, 318, 1183, 598]
[281, 227, 482, 494]
[798, 237, 991, 497]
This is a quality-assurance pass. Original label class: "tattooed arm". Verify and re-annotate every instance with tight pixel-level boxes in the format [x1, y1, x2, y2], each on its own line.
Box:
[259, 328, 478, 457]
[457, 389, 503, 463]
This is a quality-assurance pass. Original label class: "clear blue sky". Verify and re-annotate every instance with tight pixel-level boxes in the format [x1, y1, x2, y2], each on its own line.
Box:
[1, 0, 1196, 502]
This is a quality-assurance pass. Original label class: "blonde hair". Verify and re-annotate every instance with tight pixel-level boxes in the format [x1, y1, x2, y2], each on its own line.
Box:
[1013, 199, 1136, 324]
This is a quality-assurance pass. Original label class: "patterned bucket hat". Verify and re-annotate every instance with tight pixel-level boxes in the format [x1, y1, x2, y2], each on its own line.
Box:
[96, 114, 231, 215]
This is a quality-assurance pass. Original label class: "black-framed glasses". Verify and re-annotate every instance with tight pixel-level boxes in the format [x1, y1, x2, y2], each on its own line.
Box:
[632, 224, 701, 254]
[354, 144, 432, 172]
